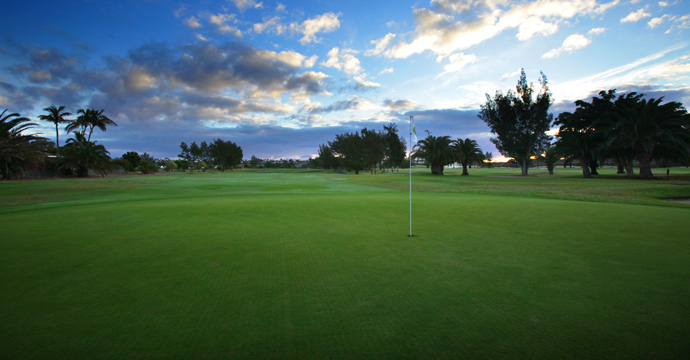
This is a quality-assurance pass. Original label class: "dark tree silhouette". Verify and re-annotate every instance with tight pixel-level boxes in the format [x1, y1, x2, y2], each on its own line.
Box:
[453, 138, 483, 175]
[478, 69, 553, 175]
[38, 105, 72, 163]
[1, 110, 46, 179]
[413, 133, 455, 175]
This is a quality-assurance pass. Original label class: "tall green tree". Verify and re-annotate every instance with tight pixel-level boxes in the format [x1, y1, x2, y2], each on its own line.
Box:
[1, 110, 46, 179]
[478, 69, 553, 175]
[605, 96, 690, 179]
[38, 105, 72, 162]
[66, 108, 117, 142]
[209, 138, 243, 171]
[316, 144, 338, 169]
[329, 132, 366, 174]
[555, 90, 619, 178]
[453, 138, 483, 176]
[413, 133, 455, 175]
[360, 127, 386, 173]
[383, 123, 406, 171]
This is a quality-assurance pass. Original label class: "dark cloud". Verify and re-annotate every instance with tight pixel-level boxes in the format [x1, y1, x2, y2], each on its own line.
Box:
[306, 96, 364, 114]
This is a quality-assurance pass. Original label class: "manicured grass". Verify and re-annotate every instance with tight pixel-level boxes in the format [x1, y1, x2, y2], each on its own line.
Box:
[1, 169, 689, 359]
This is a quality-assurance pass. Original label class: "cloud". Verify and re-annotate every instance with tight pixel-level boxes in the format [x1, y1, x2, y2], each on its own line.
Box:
[365, 33, 396, 56]
[208, 13, 242, 37]
[253, 16, 287, 34]
[542, 33, 592, 59]
[353, 77, 381, 89]
[587, 27, 607, 36]
[378, 67, 394, 75]
[383, 99, 420, 112]
[294, 12, 340, 44]
[648, 15, 669, 28]
[252, 12, 340, 44]
[322, 47, 363, 75]
[230, 0, 263, 11]
[305, 95, 371, 114]
[501, 69, 522, 80]
[438, 52, 478, 73]
[374, 0, 620, 59]
[621, 7, 651, 23]
[185, 16, 201, 29]
[551, 45, 690, 104]
[647, 13, 690, 33]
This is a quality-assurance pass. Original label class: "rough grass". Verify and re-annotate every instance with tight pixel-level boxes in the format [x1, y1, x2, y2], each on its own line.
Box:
[1, 168, 689, 359]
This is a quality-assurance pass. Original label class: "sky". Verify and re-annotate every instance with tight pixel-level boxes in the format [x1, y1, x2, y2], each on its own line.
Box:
[2, 0, 689, 160]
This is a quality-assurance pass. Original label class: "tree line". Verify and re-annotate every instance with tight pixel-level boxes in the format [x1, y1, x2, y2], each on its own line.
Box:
[480, 69, 689, 179]
[178, 139, 243, 172]
[314, 123, 407, 174]
[1, 105, 117, 179]
[0, 102, 250, 179]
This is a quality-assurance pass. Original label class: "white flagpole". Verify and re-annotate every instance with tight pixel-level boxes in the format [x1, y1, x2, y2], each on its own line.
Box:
[409, 115, 413, 237]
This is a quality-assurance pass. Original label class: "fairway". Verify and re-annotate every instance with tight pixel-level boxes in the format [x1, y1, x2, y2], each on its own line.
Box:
[2, 169, 690, 359]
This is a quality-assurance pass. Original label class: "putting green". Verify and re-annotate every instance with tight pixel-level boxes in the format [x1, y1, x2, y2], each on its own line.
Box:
[1, 170, 689, 359]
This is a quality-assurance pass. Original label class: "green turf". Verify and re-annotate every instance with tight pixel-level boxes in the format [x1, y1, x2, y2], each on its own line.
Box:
[1, 168, 689, 359]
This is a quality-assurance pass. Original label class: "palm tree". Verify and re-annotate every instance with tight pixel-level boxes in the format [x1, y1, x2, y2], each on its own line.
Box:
[413, 133, 455, 175]
[65, 108, 117, 142]
[38, 105, 72, 162]
[61, 132, 111, 177]
[1, 110, 46, 179]
[606, 96, 690, 179]
[453, 138, 484, 175]
[537, 146, 560, 175]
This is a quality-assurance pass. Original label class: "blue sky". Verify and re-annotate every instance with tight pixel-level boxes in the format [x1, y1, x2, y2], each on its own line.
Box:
[2, 0, 689, 160]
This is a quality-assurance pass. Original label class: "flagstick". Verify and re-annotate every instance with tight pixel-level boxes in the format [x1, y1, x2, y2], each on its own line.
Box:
[409, 115, 413, 238]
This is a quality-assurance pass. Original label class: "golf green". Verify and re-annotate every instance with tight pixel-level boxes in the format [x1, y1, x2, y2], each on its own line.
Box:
[1, 170, 689, 359]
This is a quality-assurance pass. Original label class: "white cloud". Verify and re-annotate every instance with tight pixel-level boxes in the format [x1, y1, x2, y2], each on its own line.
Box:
[253, 12, 340, 44]
[378, 67, 394, 75]
[354, 76, 381, 89]
[209, 13, 236, 26]
[621, 7, 651, 23]
[365, 33, 396, 56]
[542, 33, 592, 59]
[648, 15, 669, 28]
[218, 25, 242, 37]
[208, 13, 242, 37]
[587, 27, 607, 36]
[658, 1, 669, 6]
[230, 0, 262, 10]
[253, 16, 287, 34]
[196, 34, 210, 42]
[380, 0, 618, 59]
[439, 53, 478, 73]
[501, 69, 522, 80]
[322, 47, 363, 75]
[185, 16, 201, 29]
[304, 55, 318, 68]
[293, 12, 340, 44]
[551, 45, 689, 103]
[276, 3, 286, 12]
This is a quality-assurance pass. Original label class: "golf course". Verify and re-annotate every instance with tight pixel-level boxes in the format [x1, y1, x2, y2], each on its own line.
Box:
[1, 167, 689, 359]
